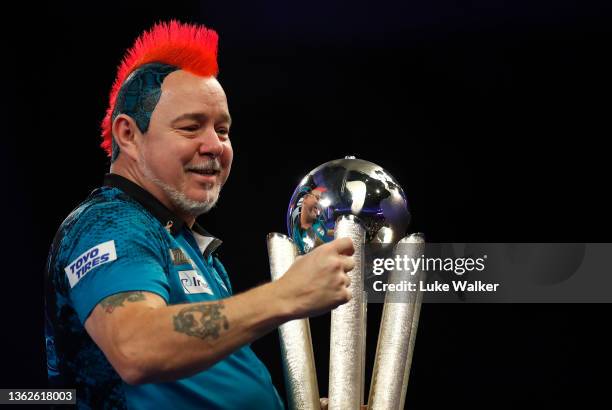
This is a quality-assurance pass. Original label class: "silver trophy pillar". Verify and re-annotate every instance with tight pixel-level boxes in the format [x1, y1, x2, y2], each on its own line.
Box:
[329, 215, 367, 410]
[267, 233, 320, 410]
[368, 233, 426, 409]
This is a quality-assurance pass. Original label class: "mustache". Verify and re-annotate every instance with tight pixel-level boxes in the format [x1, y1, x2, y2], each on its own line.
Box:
[185, 160, 221, 173]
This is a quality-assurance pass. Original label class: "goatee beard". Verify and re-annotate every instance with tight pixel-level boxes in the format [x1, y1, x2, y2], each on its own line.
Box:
[139, 158, 221, 217]
[154, 180, 220, 217]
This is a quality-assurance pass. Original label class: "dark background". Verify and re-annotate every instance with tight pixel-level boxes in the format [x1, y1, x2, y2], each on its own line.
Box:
[2, 0, 610, 408]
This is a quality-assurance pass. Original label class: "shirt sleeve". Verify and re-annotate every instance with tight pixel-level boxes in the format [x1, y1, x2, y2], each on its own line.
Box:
[60, 200, 171, 324]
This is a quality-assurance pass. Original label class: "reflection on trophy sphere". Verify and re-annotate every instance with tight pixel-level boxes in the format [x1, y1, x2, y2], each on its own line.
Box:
[287, 157, 411, 254]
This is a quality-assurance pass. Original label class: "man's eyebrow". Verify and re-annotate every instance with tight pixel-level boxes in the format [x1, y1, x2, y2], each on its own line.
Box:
[170, 112, 232, 126]
[220, 113, 232, 126]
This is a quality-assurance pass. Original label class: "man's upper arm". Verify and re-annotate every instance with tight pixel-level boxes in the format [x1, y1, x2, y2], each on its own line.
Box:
[84, 290, 166, 373]
[85, 291, 165, 340]
[62, 201, 171, 324]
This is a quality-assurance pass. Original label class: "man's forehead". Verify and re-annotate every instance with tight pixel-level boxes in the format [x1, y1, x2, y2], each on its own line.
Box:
[157, 70, 229, 117]
[161, 70, 225, 99]
[170, 111, 232, 126]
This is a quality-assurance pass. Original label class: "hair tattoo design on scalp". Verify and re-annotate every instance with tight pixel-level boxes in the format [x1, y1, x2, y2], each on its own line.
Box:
[110, 63, 178, 161]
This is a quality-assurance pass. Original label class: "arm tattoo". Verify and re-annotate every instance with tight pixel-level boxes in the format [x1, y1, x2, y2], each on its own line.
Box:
[173, 302, 230, 340]
[100, 291, 146, 313]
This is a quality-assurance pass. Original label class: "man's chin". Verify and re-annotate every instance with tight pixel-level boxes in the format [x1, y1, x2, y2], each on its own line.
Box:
[186, 190, 220, 206]
[175, 196, 219, 217]
[161, 185, 220, 217]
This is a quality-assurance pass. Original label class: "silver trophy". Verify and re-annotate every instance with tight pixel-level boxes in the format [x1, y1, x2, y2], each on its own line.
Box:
[267, 157, 425, 409]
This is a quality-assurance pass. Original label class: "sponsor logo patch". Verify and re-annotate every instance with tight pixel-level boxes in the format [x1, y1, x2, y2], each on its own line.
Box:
[169, 248, 190, 265]
[65, 240, 117, 288]
[179, 270, 214, 295]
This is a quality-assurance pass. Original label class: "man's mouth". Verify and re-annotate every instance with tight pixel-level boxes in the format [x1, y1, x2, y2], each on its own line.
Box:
[186, 162, 222, 177]
[187, 168, 220, 176]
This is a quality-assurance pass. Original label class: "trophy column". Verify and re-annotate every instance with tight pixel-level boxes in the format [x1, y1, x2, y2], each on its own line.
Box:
[267, 233, 320, 410]
[329, 215, 367, 410]
[368, 233, 426, 409]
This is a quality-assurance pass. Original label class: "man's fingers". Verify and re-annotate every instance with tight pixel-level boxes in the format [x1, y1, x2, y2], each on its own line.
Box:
[341, 255, 355, 273]
[332, 237, 355, 256]
[343, 273, 351, 288]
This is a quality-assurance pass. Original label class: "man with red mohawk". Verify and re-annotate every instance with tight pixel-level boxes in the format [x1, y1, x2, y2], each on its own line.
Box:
[44, 21, 354, 409]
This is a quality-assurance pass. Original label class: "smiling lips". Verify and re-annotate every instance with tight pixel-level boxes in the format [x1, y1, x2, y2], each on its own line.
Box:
[188, 170, 219, 185]
[186, 161, 222, 183]
[187, 166, 221, 185]
[188, 168, 219, 176]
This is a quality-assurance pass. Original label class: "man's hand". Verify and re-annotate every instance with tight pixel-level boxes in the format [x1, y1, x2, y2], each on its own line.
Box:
[274, 237, 355, 320]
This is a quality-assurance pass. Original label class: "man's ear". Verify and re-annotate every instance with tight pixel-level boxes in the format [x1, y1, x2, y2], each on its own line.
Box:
[111, 114, 143, 161]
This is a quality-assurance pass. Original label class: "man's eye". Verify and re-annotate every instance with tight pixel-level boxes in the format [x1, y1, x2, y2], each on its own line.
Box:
[217, 128, 229, 136]
[180, 125, 200, 132]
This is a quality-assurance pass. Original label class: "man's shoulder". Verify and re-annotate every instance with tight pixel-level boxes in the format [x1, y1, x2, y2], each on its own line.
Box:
[54, 186, 165, 255]
[66, 186, 158, 229]
[46, 185, 173, 300]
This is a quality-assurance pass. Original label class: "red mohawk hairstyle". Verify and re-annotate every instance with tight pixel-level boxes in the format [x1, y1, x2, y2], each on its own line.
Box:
[100, 20, 219, 157]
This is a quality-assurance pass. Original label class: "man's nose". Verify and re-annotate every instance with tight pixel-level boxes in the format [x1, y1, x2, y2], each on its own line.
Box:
[197, 127, 224, 158]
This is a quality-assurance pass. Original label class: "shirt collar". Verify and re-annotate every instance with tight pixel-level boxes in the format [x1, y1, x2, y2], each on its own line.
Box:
[103, 173, 223, 258]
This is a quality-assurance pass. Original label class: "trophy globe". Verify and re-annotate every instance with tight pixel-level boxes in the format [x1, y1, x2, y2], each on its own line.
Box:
[286, 156, 411, 254]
